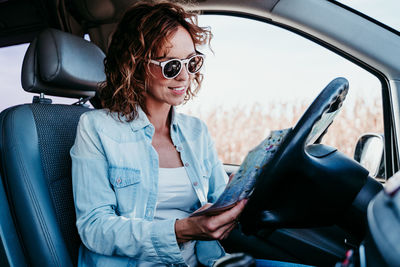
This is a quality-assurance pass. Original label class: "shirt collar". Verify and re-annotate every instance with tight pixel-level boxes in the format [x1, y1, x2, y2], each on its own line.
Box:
[128, 106, 151, 131]
[128, 105, 178, 131]
[170, 106, 178, 128]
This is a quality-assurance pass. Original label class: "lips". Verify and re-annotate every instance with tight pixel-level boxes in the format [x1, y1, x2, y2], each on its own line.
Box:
[169, 86, 186, 95]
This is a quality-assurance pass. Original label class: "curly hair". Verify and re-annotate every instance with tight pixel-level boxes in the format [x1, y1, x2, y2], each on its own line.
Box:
[99, 0, 212, 122]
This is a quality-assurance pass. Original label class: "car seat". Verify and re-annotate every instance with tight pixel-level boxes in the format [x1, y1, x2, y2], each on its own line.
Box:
[0, 28, 105, 266]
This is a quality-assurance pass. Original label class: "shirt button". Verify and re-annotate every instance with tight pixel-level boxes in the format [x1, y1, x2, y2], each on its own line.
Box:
[185, 163, 189, 167]
[176, 146, 183, 152]
[117, 178, 122, 184]
[193, 182, 198, 187]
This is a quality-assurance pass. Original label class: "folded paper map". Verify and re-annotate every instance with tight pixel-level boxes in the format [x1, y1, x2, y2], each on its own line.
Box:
[192, 128, 291, 216]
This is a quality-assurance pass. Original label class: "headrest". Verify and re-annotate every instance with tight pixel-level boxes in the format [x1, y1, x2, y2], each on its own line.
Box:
[21, 28, 106, 99]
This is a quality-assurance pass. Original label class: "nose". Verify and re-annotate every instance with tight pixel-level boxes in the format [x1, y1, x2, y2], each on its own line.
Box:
[175, 64, 190, 81]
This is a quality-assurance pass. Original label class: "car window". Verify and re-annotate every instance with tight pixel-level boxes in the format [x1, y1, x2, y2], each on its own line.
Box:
[0, 44, 30, 111]
[179, 15, 384, 178]
[0, 44, 80, 112]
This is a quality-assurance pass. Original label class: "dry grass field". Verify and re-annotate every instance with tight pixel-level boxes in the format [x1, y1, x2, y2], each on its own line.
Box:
[186, 98, 383, 165]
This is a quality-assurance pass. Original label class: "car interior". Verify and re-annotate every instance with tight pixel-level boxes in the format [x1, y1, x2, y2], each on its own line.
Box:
[0, 28, 105, 266]
[1, 0, 400, 267]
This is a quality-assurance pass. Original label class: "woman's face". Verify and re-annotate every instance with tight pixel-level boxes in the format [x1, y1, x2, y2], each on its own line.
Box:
[145, 26, 196, 109]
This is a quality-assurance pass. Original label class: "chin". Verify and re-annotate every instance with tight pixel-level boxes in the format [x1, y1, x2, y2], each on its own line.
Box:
[171, 97, 186, 106]
[171, 101, 185, 107]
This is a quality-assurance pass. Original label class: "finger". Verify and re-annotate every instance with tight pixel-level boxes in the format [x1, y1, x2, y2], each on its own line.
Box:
[191, 221, 234, 241]
[220, 221, 238, 240]
[190, 199, 248, 240]
[212, 221, 236, 240]
[212, 199, 247, 226]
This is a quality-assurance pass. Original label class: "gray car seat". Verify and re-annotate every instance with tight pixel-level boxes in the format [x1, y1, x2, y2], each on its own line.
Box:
[0, 28, 105, 266]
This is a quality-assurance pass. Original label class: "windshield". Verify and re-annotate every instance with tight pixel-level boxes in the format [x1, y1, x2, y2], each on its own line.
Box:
[335, 0, 400, 33]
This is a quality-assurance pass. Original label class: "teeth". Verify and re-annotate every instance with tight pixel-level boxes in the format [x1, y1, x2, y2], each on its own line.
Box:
[172, 87, 185, 91]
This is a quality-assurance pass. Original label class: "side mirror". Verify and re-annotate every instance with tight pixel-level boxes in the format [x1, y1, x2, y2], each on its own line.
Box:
[354, 134, 384, 179]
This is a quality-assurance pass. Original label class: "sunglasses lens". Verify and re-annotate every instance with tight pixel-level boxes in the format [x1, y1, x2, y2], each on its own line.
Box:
[188, 56, 204, 74]
[159, 55, 204, 78]
[164, 60, 181, 78]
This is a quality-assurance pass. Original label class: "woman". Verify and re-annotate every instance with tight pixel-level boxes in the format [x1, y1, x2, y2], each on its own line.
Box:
[71, 1, 246, 266]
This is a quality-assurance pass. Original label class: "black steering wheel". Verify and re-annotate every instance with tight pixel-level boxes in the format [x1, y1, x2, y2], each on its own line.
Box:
[240, 77, 371, 236]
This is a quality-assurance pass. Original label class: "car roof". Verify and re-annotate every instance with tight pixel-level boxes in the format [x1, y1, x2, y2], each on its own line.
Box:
[0, 0, 59, 47]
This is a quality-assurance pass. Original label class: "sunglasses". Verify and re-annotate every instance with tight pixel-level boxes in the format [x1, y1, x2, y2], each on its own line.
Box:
[150, 54, 205, 79]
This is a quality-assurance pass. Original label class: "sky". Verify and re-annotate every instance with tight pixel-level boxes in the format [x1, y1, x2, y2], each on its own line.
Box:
[0, 0, 399, 112]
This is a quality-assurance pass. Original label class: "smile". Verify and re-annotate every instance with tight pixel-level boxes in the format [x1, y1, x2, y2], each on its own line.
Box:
[169, 86, 186, 95]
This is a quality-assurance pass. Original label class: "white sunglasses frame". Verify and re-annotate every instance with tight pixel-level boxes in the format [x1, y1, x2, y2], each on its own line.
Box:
[149, 54, 205, 79]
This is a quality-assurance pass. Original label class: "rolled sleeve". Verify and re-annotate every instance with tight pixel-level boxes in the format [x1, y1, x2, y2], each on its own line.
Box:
[151, 219, 184, 262]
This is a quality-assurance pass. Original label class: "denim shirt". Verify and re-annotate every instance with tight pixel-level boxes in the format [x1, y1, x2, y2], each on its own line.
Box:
[70, 107, 228, 267]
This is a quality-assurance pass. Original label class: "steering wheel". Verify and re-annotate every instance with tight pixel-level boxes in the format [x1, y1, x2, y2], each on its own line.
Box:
[240, 77, 370, 236]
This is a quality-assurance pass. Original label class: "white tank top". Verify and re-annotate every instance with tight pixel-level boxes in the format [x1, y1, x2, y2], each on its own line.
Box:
[137, 167, 199, 267]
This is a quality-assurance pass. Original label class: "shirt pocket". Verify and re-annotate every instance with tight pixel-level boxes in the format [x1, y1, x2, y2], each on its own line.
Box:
[109, 167, 141, 214]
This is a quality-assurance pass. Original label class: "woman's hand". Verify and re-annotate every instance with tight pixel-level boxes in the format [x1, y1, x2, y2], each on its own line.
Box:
[174, 199, 248, 243]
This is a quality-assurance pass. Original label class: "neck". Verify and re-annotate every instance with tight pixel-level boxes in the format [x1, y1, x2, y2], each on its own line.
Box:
[146, 103, 172, 132]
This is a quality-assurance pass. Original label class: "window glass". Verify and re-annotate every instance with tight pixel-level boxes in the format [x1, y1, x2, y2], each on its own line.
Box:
[0, 43, 78, 112]
[179, 15, 383, 174]
[0, 44, 31, 111]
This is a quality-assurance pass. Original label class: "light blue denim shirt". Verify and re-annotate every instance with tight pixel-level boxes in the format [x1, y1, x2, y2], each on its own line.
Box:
[71, 107, 228, 267]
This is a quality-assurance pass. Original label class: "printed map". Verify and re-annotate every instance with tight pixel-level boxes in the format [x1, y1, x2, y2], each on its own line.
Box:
[193, 128, 291, 216]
